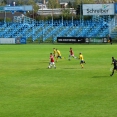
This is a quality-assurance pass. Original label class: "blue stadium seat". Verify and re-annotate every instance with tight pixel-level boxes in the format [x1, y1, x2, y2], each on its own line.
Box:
[0, 15, 112, 41]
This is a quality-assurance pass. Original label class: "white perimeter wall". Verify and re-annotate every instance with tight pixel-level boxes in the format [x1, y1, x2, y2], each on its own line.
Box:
[0, 38, 15, 44]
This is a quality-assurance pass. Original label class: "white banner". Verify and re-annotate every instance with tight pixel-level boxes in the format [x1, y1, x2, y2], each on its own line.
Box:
[83, 4, 114, 15]
[4, 5, 33, 11]
[0, 38, 15, 44]
[4, 6, 23, 11]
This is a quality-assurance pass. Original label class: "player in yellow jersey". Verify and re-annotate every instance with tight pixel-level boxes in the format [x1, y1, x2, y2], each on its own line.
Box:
[56, 49, 62, 62]
[53, 48, 56, 57]
[79, 52, 86, 68]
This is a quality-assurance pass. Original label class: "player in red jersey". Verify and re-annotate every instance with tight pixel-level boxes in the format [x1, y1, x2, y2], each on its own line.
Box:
[68, 47, 77, 60]
[48, 53, 56, 69]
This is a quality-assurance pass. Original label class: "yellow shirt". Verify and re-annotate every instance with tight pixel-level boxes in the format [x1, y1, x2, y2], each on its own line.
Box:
[79, 54, 84, 60]
[56, 50, 61, 56]
[53, 49, 56, 55]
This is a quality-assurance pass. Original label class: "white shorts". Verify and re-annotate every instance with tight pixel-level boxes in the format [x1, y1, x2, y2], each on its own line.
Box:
[70, 54, 74, 57]
[50, 62, 55, 65]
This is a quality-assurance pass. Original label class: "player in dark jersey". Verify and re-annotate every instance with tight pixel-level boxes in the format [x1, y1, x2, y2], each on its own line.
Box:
[110, 57, 117, 76]
[108, 35, 112, 45]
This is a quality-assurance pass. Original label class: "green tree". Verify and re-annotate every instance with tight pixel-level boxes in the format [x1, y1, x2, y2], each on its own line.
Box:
[17, 0, 25, 5]
[24, 0, 38, 19]
[27, 0, 39, 12]
[0, 0, 6, 6]
[67, 1, 72, 8]
[48, 0, 60, 8]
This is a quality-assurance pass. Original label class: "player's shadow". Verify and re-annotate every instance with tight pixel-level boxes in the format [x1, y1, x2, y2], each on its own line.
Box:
[92, 76, 109, 78]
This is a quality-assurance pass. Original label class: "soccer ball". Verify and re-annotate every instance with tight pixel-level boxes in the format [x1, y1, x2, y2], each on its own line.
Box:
[48, 66, 50, 69]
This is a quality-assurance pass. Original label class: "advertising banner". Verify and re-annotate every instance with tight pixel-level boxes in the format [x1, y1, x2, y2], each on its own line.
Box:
[57, 37, 85, 43]
[0, 38, 26, 44]
[20, 37, 26, 44]
[83, 4, 114, 15]
[4, 5, 32, 11]
[15, 37, 26, 44]
[0, 38, 15, 44]
[4, 6, 24, 11]
[57, 37, 107, 43]
[15, 37, 21, 44]
[85, 37, 108, 43]
[23, 5, 33, 11]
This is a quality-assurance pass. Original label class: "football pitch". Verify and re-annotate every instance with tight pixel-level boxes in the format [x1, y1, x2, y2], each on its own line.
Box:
[0, 44, 117, 117]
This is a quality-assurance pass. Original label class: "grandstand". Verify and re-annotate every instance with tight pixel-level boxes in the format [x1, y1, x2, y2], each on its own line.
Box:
[0, 15, 116, 42]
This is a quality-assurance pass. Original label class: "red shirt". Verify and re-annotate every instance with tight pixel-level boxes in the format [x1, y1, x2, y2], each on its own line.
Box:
[70, 49, 74, 55]
[50, 55, 54, 62]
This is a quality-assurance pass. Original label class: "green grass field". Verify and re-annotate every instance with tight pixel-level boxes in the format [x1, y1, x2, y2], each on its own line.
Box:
[0, 44, 117, 117]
